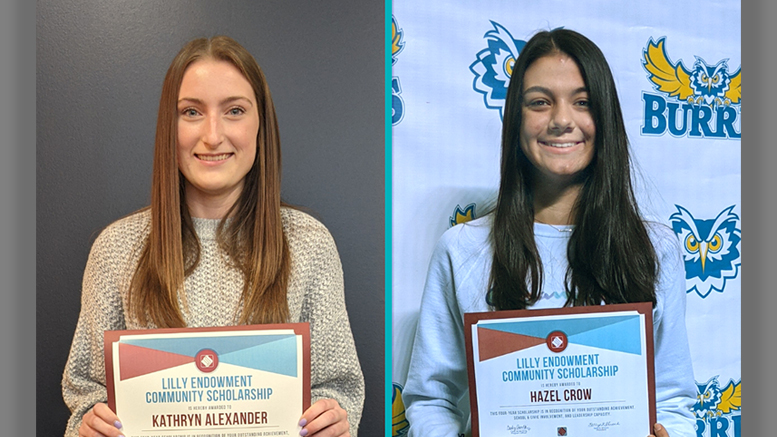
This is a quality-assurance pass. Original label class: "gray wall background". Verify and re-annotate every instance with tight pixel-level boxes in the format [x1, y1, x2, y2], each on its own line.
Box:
[36, 2, 384, 436]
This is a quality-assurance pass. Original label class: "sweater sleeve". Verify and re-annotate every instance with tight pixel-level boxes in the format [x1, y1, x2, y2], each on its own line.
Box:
[651, 225, 697, 437]
[403, 228, 471, 437]
[298, 221, 365, 437]
[61, 226, 129, 437]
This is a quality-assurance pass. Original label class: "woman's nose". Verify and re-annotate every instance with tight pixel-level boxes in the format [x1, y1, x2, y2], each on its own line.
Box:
[202, 115, 224, 147]
[549, 104, 574, 133]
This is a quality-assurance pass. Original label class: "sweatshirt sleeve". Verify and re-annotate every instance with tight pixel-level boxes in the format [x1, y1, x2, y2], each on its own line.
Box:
[651, 225, 697, 437]
[403, 228, 472, 437]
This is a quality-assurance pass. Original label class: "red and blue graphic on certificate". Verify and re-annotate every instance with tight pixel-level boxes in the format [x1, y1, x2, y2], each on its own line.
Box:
[464, 303, 655, 437]
[104, 324, 310, 437]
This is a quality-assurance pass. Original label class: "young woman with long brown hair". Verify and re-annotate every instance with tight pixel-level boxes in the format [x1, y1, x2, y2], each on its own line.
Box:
[402, 29, 696, 437]
[62, 36, 364, 437]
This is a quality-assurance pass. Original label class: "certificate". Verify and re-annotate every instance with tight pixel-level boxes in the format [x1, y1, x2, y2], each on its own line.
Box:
[104, 323, 311, 437]
[464, 303, 655, 436]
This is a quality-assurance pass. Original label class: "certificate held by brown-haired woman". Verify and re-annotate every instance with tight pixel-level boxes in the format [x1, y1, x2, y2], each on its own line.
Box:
[104, 323, 311, 437]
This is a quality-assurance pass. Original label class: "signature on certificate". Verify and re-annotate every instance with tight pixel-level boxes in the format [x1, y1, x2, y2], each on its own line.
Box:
[506, 424, 530, 435]
[589, 421, 620, 431]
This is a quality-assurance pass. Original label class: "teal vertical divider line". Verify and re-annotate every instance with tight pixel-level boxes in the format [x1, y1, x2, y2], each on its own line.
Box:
[384, 1, 393, 436]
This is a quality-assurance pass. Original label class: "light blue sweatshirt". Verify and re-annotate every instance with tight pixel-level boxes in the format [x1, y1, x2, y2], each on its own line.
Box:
[403, 215, 696, 437]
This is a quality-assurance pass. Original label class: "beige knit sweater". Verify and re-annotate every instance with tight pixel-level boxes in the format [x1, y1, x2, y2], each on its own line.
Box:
[62, 208, 365, 436]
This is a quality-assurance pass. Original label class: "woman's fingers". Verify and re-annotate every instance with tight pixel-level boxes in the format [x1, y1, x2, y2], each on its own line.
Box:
[79, 403, 123, 437]
[298, 398, 349, 437]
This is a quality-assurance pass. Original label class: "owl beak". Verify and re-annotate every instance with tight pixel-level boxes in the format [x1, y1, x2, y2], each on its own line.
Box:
[700, 241, 708, 272]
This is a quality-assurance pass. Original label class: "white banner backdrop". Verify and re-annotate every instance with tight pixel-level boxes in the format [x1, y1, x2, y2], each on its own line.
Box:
[391, 2, 741, 436]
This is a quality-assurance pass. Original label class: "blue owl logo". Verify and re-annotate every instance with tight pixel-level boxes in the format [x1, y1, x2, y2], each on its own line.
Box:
[643, 37, 741, 108]
[470, 21, 528, 119]
[669, 205, 741, 299]
[692, 376, 741, 420]
[392, 16, 405, 125]
[450, 203, 477, 227]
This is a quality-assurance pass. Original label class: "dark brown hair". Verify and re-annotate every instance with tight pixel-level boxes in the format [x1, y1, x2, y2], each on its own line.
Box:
[489, 29, 658, 310]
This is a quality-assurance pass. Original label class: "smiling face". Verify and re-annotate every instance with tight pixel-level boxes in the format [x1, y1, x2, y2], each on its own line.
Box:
[519, 53, 596, 188]
[176, 58, 259, 218]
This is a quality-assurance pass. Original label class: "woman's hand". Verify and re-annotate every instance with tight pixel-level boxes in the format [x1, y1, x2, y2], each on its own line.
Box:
[79, 403, 124, 437]
[298, 398, 350, 437]
[648, 422, 670, 437]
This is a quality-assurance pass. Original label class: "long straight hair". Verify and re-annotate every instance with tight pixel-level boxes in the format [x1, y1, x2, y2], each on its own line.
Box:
[128, 36, 290, 327]
[488, 29, 658, 310]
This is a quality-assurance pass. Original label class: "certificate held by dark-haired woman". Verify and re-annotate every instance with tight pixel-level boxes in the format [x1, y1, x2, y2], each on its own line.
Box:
[465, 303, 656, 437]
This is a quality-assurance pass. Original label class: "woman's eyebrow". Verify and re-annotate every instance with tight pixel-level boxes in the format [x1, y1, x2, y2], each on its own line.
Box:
[177, 96, 254, 106]
[523, 86, 551, 95]
[220, 96, 254, 107]
[571, 86, 588, 95]
[523, 86, 588, 95]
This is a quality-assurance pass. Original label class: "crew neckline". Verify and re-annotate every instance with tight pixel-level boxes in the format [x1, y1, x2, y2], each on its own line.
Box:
[533, 222, 574, 238]
[191, 216, 224, 240]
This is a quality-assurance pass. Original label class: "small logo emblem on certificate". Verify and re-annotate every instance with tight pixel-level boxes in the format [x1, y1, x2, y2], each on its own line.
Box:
[195, 349, 219, 373]
[546, 331, 568, 353]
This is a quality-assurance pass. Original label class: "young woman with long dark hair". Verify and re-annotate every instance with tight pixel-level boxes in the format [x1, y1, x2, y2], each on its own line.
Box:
[62, 36, 364, 437]
[402, 28, 696, 437]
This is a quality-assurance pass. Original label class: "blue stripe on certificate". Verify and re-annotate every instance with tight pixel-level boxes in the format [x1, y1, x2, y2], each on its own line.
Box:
[480, 314, 642, 355]
[119, 334, 298, 376]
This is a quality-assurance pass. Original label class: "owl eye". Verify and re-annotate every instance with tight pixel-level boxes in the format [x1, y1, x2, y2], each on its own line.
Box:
[708, 234, 723, 253]
[701, 73, 708, 82]
[685, 234, 699, 253]
[712, 74, 720, 84]
[704, 392, 711, 399]
[504, 57, 515, 77]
